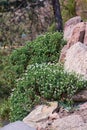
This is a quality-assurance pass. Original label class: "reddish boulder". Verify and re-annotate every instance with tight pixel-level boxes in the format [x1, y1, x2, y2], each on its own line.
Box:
[64, 16, 82, 41]
[67, 22, 86, 47]
[59, 45, 69, 63]
[64, 42, 87, 79]
[60, 22, 87, 62]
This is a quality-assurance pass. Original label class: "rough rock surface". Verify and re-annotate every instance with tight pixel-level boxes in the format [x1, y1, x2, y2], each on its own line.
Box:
[77, 109, 87, 123]
[67, 22, 86, 46]
[22, 101, 87, 130]
[64, 42, 87, 79]
[52, 115, 84, 130]
[64, 16, 82, 41]
[60, 19, 87, 62]
[79, 103, 87, 111]
[23, 102, 58, 128]
[73, 89, 87, 102]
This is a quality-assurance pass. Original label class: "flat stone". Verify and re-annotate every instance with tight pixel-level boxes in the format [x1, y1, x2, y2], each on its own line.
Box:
[23, 102, 58, 127]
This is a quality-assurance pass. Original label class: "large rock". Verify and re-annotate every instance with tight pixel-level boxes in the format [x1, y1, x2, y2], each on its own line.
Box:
[67, 22, 86, 47]
[23, 102, 58, 128]
[52, 115, 85, 130]
[64, 42, 87, 79]
[73, 89, 87, 102]
[64, 16, 82, 41]
[23, 100, 87, 130]
[60, 22, 87, 62]
[0, 121, 36, 130]
[59, 45, 69, 63]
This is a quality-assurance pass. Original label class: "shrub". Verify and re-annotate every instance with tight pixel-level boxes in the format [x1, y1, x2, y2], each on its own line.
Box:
[10, 63, 87, 121]
[0, 100, 10, 122]
[10, 32, 66, 76]
[0, 50, 12, 98]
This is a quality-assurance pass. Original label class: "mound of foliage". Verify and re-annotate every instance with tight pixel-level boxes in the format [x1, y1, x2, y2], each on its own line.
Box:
[1, 32, 87, 122]
[0, 50, 11, 98]
[10, 32, 65, 77]
[0, 32, 65, 121]
[0, 100, 10, 122]
[0, 32, 65, 94]
[2, 31, 87, 122]
[10, 63, 87, 121]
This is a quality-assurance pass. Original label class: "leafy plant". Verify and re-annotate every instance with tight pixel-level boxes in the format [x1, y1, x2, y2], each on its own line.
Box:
[0, 100, 10, 121]
[61, 0, 76, 23]
[10, 63, 87, 121]
[10, 32, 66, 76]
[0, 32, 65, 108]
[0, 50, 12, 98]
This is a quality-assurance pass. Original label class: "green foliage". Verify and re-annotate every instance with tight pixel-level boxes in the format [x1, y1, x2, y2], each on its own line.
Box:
[0, 32, 65, 106]
[0, 50, 12, 98]
[0, 81, 10, 98]
[0, 100, 10, 121]
[10, 32, 66, 76]
[48, 22, 56, 32]
[61, 0, 76, 23]
[10, 63, 87, 121]
[0, 32, 65, 121]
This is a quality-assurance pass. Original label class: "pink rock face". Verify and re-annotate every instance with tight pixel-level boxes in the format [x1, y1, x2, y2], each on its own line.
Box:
[60, 21, 87, 63]
[79, 102, 87, 110]
[64, 42, 87, 79]
[23, 102, 58, 128]
[52, 115, 84, 130]
[64, 16, 82, 41]
[59, 45, 69, 63]
[67, 22, 86, 47]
